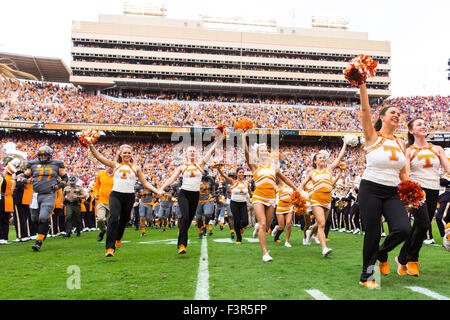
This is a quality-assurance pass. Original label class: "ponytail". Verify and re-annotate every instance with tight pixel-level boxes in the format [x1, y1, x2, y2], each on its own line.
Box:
[374, 118, 383, 131]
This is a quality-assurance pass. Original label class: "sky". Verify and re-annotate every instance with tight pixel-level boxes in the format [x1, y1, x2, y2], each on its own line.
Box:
[1, 0, 449, 97]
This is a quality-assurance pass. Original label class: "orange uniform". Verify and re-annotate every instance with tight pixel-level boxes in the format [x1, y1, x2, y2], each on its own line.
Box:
[93, 170, 114, 205]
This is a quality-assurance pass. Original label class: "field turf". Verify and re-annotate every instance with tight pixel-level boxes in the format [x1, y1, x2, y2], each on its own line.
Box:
[0, 223, 448, 301]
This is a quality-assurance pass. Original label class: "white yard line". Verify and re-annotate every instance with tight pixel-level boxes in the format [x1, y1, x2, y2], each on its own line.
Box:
[405, 286, 449, 300]
[194, 237, 209, 300]
[305, 289, 332, 300]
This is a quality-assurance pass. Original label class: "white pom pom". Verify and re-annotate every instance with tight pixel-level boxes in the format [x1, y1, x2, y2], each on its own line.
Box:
[318, 150, 330, 160]
[2, 142, 17, 154]
[343, 135, 359, 147]
[359, 137, 365, 145]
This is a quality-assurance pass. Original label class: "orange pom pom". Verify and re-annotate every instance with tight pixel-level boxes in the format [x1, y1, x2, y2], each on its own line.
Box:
[78, 129, 100, 147]
[291, 191, 308, 216]
[397, 180, 425, 210]
[344, 54, 378, 87]
[214, 124, 228, 138]
[234, 119, 254, 132]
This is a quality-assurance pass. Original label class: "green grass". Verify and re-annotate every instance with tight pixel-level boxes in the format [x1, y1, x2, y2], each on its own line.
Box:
[1, 223, 448, 300]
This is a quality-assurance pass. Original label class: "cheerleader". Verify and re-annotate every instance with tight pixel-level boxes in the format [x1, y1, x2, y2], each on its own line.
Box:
[88, 144, 159, 257]
[396, 118, 450, 276]
[299, 144, 346, 257]
[157, 135, 223, 254]
[272, 180, 294, 247]
[302, 174, 314, 245]
[240, 130, 298, 262]
[215, 166, 252, 244]
[357, 83, 411, 289]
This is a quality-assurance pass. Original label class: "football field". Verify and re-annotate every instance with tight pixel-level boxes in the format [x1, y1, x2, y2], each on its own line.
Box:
[1, 223, 449, 301]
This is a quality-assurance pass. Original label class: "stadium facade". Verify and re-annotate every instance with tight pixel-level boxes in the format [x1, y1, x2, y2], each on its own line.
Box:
[70, 14, 391, 102]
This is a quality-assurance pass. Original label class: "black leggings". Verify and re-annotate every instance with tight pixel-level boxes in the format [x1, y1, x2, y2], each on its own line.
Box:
[398, 188, 439, 264]
[358, 179, 411, 282]
[106, 191, 135, 250]
[178, 189, 199, 248]
[230, 200, 248, 242]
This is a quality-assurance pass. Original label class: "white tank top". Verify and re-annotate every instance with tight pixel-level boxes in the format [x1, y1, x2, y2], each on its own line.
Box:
[230, 181, 249, 202]
[362, 134, 406, 187]
[112, 164, 137, 193]
[409, 144, 441, 190]
[181, 163, 204, 192]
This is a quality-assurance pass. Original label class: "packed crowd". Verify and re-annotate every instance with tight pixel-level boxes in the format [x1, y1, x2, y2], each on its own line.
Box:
[0, 81, 448, 132]
[0, 133, 365, 189]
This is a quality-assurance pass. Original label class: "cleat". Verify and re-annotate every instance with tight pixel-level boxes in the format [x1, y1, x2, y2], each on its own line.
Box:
[407, 262, 420, 277]
[395, 256, 407, 276]
[115, 240, 122, 248]
[178, 245, 186, 254]
[105, 249, 115, 257]
[359, 281, 380, 289]
[97, 232, 105, 242]
[31, 240, 42, 252]
[198, 233, 203, 239]
[141, 232, 146, 237]
[235, 241, 242, 245]
[322, 247, 332, 257]
[378, 261, 390, 276]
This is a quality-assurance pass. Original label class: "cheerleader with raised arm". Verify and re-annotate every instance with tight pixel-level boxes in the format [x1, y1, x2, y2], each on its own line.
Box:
[356, 83, 411, 288]
[88, 144, 159, 257]
[157, 135, 223, 254]
[239, 129, 298, 262]
[299, 145, 346, 257]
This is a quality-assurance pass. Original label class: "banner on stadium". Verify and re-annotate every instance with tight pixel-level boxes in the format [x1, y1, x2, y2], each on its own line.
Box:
[191, 127, 280, 135]
[0, 121, 41, 129]
[43, 123, 190, 133]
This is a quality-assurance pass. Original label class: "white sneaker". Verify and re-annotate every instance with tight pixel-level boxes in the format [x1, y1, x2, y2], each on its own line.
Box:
[305, 230, 312, 245]
[312, 235, 320, 244]
[271, 225, 278, 237]
[262, 251, 273, 262]
[253, 223, 259, 238]
[381, 232, 386, 238]
[284, 242, 292, 248]
[22, 237, 31, 241]
[30, 235, 37, 240]
[423, 239, 435, 245]
[339, 228, 345, 232]
[322, 247, 332, 257]
[12, 238, 21, 243]
[303, 238, 311, 246]
[353, 228, 360, 235]
[0, 240, 6, 244]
